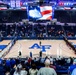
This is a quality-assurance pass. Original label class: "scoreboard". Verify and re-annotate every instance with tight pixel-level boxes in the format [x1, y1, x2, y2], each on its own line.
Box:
[10, 0, 21, 8]
[10, 0, 15, 8]
[16, 0, 20, 8]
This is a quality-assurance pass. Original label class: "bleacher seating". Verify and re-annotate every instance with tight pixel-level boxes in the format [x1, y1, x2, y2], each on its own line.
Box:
[0, 22, 76, 40]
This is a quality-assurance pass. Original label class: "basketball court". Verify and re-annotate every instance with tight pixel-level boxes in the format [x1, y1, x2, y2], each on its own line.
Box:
[3, 40, 76, 58]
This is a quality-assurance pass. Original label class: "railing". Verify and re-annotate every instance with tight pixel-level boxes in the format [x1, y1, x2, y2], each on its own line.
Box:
[63, 36, 76, 54]
[0, 36, 17, 58]
[2, 36, 76, 40]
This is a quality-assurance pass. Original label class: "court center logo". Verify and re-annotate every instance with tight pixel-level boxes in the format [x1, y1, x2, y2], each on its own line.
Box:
[29, 43, 51, 52]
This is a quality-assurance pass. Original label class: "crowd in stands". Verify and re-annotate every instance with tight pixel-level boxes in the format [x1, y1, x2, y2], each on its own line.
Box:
[0, 22, 76, 39]
[0, 56, 76, 75]
[63, 26, 76, 37]
[0, 22, 76, 75]
[0, 24, 16, 38]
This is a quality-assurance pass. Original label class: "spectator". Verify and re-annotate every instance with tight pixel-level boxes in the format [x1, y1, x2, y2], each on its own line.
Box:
[71, 68, 76, 75]
[10, 65, 16, 75]
[50, 59, 56, 70]
[37, 59, 57, 75]
[29, 63, 38, 75]
[66, 57, 72, 66]
[20, 66, 27, 75]
[5, 58, 11, 72]
[5, 71, 10, 75]
[0, 61, 5, 75]
[10, 58, 16, 68]
[13, 67, 20, 75]
[68, 59, 76, 75]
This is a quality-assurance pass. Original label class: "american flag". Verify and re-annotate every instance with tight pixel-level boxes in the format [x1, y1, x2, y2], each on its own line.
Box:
[29, 6, 52, 20]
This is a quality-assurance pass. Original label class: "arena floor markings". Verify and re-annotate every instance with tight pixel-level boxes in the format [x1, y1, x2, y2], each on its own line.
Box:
[0, 40, 11, 51]
[0, 40, 11, 45]
[5, 40, 76, 58]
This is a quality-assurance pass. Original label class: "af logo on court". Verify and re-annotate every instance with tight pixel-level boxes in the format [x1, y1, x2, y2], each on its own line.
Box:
[29, 43, 51, 52]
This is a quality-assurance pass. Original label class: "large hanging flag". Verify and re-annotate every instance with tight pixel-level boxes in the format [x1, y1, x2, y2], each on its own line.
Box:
[29, 6, 52, 20]
[39, 6, 52, 20]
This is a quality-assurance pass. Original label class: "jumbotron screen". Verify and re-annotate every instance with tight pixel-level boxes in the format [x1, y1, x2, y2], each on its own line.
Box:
[28, 6, 53, 20]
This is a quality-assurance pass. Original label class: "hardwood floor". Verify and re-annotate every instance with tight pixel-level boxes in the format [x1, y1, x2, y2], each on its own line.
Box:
[5, 40, 76, 58]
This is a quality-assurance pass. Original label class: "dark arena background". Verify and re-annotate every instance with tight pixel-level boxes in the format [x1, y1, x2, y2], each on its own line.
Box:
[0, 10, 27, 23]
[0, 0, 76, 75]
